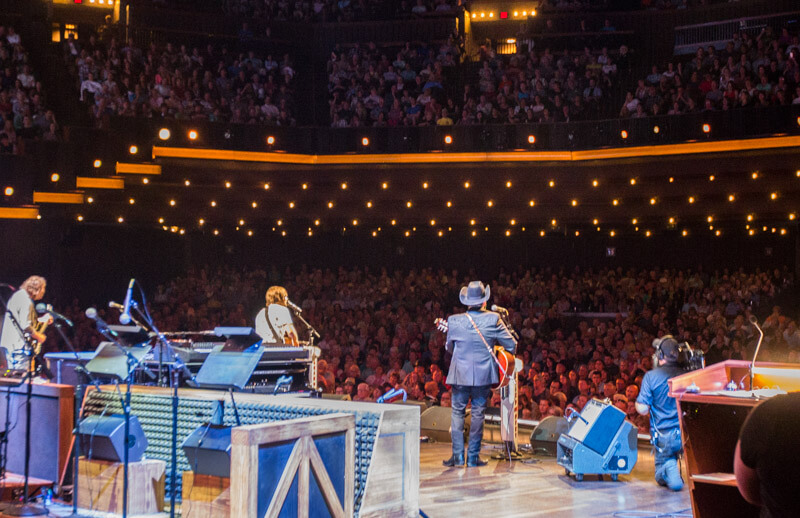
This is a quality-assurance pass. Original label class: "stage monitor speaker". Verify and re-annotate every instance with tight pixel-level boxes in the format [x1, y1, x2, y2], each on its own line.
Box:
[421, 406, 470, 443]
[181, 424, 232, 478]
[530, 416, 569, 456]
[77, 414, 148, 462]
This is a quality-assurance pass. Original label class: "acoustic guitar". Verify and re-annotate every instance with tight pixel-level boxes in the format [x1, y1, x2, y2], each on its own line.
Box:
[434, 317, 516, 390]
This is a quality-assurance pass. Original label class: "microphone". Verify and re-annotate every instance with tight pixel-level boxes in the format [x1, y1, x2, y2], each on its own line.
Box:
[0, 283, 16, 290]
[286, 299, 302, 314]
[748, 314, 759, 325]
[35, 303, 74, 327]
[109, 300, 138, 311]
[85, 307, 118, 337]
[119, 278, 135, 325]
[491, 304, 509, 314]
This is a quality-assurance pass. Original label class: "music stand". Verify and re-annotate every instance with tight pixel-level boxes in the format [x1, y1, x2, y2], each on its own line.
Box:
[106, 325, 150, 347]
[195, 328, 263, 391]
[85, 343, 151, 382]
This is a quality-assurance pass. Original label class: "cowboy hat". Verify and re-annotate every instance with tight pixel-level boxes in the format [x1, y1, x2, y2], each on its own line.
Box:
[459, 280, 491, 306]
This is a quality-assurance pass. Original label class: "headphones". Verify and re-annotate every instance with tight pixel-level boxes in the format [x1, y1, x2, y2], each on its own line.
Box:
[652, 335, 678, 362]
[653, 335, 705, 370]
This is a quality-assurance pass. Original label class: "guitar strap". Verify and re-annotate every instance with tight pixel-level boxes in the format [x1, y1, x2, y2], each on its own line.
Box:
[465, 313, 506, 376]
[265, 305, 281, 343]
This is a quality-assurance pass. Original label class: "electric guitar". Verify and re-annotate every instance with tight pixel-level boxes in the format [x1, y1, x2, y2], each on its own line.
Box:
[434, 317, 516, 390]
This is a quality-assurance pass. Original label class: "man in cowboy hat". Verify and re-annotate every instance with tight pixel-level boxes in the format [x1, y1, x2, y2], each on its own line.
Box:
[443, 281, 517, 467]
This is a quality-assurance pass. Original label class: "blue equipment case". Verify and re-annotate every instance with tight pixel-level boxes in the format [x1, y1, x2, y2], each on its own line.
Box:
[556, 399, 638, 481]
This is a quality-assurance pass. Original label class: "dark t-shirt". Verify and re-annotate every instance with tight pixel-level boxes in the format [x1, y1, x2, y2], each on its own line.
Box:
[637, 363, 684, 432]
[739, 393, 800, 518]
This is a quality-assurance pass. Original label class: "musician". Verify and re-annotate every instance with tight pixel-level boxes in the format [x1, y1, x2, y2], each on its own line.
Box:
[636, 336, 685, 491]
[443, 281, 517, 468]
[0, 276, 50, 368]
[255, 286, 299, 346]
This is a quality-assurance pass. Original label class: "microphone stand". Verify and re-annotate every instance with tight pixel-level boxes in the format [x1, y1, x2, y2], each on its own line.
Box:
[0, 289, 46, 517]
[51, 319, 96, 518]
[128, 303, 194, 518]
[291, 309, 320, 347]
[749, 317, 765, 392]
[290, 309, 321, 391]
[92, 324, 142, 518]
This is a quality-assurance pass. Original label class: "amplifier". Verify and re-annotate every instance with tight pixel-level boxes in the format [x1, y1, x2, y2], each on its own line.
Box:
[557, 399, 638, 481]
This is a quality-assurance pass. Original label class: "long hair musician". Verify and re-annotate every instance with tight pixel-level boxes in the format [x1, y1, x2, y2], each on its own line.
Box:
[0, 275, 51, 370]
[255, 285, 300, 346]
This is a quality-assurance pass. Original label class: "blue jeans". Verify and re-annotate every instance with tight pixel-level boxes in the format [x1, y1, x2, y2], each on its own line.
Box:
[653, 427, 683, 491]
[451, 384, 491, 459]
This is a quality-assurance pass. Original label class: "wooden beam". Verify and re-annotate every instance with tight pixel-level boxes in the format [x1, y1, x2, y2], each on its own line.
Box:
[76, 177, 125, 189]
[115, 163, 162, 175]
[32, 192, 84, 204]
[0, 207, 40, 219]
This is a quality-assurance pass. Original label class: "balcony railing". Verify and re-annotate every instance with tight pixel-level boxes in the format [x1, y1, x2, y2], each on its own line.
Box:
[67, 105, 800, 158]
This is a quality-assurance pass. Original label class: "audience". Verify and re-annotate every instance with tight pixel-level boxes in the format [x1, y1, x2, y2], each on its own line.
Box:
[53, 265, 798, 431]
[64, 33, 297, 127]
[327, 37, 633, 127]
[621, 26, 800, 118]
[222, 0, 461, 23]
[0, 25, 57, 154]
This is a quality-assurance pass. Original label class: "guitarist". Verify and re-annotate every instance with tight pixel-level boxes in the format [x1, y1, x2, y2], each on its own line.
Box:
[443, 281, 517, 468]
[255, 285, 300, 346]
[0, 275, 51, 370]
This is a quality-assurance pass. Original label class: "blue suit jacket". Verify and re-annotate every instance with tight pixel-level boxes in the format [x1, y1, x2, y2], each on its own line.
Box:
[445, 309, 517, 387]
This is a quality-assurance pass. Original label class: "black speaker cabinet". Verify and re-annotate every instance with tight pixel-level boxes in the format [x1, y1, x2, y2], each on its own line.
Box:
[530, 416, 569, 456]
[77, 414, 148, 462]
[181, 424, 232, 478]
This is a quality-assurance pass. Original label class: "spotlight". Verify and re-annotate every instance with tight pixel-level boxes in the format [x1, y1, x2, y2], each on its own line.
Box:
[158, 128, 171, 140]
[93, 159, 102, 168]
[129, 145, 138, 154]
[527, 135, 536, 144]
[188, 130, 198, 140]
[50, 173, 60, 182]
[266, 135, 275, 145]
[620, 130, 628, 139]
[361, 137, 369, 147]
[4, 187, 13, 196]
[702, 123, 711, 134]
[653, 126, 660, 134]
[444, 135, 452, 145]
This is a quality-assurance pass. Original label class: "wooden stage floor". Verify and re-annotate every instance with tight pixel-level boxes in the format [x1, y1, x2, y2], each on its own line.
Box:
[419, 442, 692, 518]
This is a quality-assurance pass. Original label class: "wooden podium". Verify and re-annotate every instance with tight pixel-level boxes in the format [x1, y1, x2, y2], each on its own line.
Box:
[669, 360, 800, 518]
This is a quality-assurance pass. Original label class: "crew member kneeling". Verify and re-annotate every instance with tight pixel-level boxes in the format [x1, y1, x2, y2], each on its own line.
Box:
[636, 335, 684, 491]
[443, 281, 516, 468]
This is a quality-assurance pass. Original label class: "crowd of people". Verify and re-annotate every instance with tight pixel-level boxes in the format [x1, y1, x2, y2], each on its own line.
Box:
[221, 0, 461, 24]
[54, 265, 798, 432]
[621, 26, 800, 117]
[327, 36, 631, 127]
[329, 23, 800, 127]
[0, 25, 59, 154]
[63, 33, 297, 127]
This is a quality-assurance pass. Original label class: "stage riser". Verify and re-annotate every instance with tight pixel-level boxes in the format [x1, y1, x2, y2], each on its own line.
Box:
[82, 387, 419, 517]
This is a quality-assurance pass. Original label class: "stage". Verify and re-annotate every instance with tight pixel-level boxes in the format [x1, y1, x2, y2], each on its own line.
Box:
[419, 442, 692, 518]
